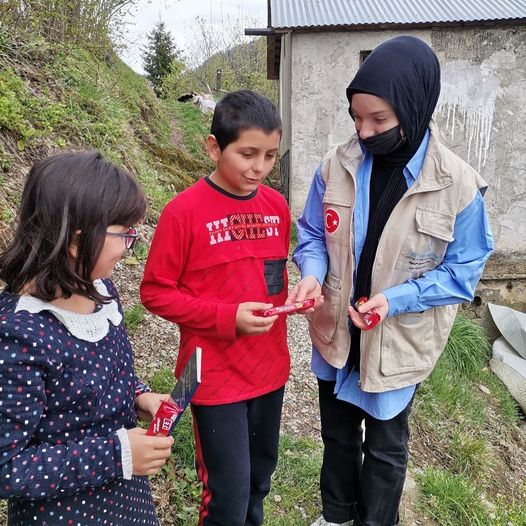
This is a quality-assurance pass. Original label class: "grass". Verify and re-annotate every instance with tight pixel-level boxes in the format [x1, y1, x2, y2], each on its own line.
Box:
[449, 428, 494, 481]
[165, 100, 213, 164]
[0, 35, 211, 228]
[417, 468, 489, 525]
[417, 468, 526, 526]
[123, 303, 146, 333]
[414, 315, 517, 429]
[413, 315, 523, 524]
[147, 368, 322, 525]
[264, 435, 322, 525]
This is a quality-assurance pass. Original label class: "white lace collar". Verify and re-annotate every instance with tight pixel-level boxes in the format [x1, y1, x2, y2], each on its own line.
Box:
[15, 280, 123, 342]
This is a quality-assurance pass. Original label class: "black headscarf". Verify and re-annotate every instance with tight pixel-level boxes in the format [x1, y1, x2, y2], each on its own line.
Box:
[345, 36, 441, 368]
[346, 35, 441, 146]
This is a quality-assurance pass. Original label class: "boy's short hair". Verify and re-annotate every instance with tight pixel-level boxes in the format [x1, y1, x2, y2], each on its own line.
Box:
[211, 90, 282, 150]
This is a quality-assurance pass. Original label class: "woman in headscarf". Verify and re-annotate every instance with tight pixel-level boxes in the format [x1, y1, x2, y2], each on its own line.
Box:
[288, 36, 493, 526]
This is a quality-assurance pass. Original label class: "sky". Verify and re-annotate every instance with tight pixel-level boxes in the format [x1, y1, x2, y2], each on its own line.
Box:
[118, 0, 268, 73]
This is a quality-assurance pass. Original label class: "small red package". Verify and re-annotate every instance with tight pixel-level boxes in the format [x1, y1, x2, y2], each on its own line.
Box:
[255, 298, 315, 317]
[147, 400, 183, 437]
[355, 296, 381, 331]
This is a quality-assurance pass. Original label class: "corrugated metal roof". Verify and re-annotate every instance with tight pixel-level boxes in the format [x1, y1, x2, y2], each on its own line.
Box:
[270, 0, 526, 29]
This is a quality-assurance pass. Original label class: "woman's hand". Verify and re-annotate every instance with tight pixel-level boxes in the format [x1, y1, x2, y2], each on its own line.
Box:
[286, 275, 324, 313]
[127, 427, 174, 476]
[135, 392, 171, 422]
[348, 292, 389, 330]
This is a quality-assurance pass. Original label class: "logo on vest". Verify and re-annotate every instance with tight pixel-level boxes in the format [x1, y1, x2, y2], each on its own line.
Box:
[325, 208, 340, 234]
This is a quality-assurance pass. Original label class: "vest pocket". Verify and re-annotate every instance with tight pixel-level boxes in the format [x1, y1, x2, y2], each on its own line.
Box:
[380, 312, 434, 375]
[394, 207, 455, 274]
[415, 207, 455, 242]
[264, 258, 287, 296]
[310, 272, 342, 344]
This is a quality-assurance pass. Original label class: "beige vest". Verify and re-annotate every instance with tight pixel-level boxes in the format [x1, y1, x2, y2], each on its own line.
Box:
[308, 123, 488, 392]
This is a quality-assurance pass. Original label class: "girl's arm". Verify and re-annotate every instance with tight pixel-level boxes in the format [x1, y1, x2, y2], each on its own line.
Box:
[0, 337, 125, 499]
[0, 333, 172, 499]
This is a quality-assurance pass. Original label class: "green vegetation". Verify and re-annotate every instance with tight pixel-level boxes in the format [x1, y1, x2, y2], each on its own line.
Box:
[417, 468, 526, 525]
[142, 20, 181, 97]
[150, 366, 176, 394]
[413, 315, 524, 524]
[263, 435, 322, 525]
[1, 0, 137, 49]
[123, 303, 146, 333]
[165, 100, 213, 163]
[0, 32, 208, 226]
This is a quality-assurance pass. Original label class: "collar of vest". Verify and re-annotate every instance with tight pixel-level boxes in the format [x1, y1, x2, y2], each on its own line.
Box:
[334, 120, 454, 195]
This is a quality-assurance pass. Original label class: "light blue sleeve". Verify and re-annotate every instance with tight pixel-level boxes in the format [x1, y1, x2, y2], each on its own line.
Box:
[383, 191, 494, 316]
[292, 165, 328, 286]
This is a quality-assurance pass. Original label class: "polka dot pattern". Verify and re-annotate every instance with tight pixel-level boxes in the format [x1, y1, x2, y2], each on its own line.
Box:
[0, 280, 158, 525]
[7, 477, 158, 525]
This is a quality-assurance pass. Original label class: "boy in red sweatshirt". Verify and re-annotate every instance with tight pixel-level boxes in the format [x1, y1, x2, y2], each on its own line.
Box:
[141, 90, 291, 526]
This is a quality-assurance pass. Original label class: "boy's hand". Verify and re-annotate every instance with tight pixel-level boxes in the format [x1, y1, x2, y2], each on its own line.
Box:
[135, 392, 171, 422]
[127, 427, 174, 476]
[286, 275, 324, 313]
[348, 293, 389, 330]
[236, 302, 278, 335]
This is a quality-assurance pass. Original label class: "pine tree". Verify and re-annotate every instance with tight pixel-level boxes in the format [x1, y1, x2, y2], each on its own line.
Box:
[142, 20, 179, 97]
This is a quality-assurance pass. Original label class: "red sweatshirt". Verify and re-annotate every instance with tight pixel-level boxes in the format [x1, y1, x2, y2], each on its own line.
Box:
[140, 177, 291, 405]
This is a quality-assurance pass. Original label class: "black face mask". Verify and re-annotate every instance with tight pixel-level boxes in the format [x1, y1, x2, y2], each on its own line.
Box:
[360, 125, 406, 155]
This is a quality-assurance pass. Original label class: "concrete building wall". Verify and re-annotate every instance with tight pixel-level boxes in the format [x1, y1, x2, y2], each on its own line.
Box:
[286, 25, 526, 258]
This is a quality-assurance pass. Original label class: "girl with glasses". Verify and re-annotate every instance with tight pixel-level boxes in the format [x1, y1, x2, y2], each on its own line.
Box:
[0, 151, 173, 526]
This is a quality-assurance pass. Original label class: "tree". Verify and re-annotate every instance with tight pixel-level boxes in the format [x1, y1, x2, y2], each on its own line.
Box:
[0, 0, 139, 50]
[142, 20, 180, 97]
[180, 16, 278, 104]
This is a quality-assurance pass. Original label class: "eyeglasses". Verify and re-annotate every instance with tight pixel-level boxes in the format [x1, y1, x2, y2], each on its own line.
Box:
[106, 226, 139, 250]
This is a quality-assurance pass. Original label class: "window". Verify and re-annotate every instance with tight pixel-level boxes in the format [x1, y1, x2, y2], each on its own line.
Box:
[360, 50, 372, 64]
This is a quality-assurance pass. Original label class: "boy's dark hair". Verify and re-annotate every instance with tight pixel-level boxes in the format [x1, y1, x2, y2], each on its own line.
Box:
[211, 89, 282, 150]
[0, 151, 147, 303]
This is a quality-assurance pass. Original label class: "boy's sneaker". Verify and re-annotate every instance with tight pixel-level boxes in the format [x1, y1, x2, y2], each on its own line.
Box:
[310, 516, 353, 526]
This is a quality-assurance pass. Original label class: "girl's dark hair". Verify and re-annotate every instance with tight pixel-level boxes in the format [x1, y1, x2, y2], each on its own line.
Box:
[211, 89, 282, 150]
[0, 151, 147, 303]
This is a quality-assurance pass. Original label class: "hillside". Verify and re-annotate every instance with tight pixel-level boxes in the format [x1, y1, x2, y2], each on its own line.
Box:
[0, 32, 213, 241]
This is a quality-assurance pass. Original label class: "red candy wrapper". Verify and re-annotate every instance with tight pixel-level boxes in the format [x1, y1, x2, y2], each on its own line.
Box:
[146, 347, 201, 437]
[355, 296, 381, 331]
[255, 298, 315, 317]
[148, 400, 183, 437]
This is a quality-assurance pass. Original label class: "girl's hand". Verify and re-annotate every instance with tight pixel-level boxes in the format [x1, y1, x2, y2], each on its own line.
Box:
[348, 293, 389, 330]
[286, 275, 324, 312]
[135, 392, 171, 422]
[236, 302, 278, 335]
[127, 427, 174, 476]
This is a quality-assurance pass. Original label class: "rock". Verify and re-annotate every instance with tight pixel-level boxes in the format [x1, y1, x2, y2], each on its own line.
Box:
[479, 384, 491, 395]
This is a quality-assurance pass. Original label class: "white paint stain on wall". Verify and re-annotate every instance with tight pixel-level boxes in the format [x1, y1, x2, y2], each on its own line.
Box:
[437, 59, 502, 172]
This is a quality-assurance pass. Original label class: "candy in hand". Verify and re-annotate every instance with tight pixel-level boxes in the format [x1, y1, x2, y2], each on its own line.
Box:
[355, 296, 381, 330]
[255, 298, 315, 317]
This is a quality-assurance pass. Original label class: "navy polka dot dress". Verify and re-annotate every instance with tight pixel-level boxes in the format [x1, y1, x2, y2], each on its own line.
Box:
[0, 280, 159, 526]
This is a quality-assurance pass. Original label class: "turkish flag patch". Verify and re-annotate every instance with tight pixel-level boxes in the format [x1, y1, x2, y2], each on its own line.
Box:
[325, 208, 340, 234]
